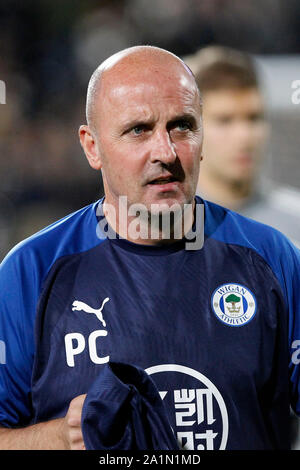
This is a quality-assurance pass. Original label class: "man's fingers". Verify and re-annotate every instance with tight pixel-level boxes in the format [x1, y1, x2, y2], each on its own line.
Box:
[70, 394, 87, 411]
[63, 394, 87, 450]
[67, 394, 87, 425]
[69, 427, 84, 445]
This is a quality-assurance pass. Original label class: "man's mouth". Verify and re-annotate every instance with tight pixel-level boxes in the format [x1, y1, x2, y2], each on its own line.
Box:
[148, 175, 178, 185]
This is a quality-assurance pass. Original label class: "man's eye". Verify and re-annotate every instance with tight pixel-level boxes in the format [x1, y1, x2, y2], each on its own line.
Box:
[175, 121, 192, 131]
[131, 126, 146, 135]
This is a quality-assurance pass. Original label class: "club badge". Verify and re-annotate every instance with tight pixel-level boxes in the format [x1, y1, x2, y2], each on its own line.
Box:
[211, 283, 256, 327]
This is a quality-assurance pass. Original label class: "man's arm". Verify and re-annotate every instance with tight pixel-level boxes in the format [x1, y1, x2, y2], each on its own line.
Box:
[0, 394, 86, 450]
[0, 419, 67, 450]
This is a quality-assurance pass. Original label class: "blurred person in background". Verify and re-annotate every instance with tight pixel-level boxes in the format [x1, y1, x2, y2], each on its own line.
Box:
[185, 46, 300, 248]
[185, 45, 300, 448]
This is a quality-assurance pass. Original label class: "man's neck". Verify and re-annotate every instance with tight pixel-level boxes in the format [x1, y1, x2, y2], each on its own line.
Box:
[103, 197, 195, 246]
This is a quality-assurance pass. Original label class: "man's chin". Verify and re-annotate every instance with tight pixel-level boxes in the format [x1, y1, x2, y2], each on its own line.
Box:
[144, 197, 187, 216]
[144, 190, 194, 210]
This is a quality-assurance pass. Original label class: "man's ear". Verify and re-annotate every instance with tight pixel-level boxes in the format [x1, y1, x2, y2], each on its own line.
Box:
[79, 125, 102, 170]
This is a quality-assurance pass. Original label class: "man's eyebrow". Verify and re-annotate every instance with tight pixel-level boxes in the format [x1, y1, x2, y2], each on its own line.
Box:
[167, 113, 199, 127]
[120, 113, 200, 132]
[120, 117, 154, 131]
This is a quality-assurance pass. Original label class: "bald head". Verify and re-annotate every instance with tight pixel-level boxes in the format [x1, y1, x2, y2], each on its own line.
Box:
[86, 45, 199, 134]
[79, 44, 204, 223]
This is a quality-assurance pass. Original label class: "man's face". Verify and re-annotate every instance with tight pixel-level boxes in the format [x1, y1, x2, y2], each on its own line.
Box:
[201, 88, 268, 183]
[95, 66, 203, 214]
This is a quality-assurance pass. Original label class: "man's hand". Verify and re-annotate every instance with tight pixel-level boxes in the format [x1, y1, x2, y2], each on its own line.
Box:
[0, 393, 87, 450]
[62, 394, 87, 450]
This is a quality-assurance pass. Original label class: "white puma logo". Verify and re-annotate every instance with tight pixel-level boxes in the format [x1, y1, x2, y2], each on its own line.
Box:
[72, 297, 110, 327]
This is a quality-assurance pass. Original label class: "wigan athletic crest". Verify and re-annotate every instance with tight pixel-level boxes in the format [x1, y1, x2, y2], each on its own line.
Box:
[211, 283, 257, 327]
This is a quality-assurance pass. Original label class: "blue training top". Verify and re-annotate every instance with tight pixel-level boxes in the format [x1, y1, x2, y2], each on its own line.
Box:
[0, 196, 299, 450]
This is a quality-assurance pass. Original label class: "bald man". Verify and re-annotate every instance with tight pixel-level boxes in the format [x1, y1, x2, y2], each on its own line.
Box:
[0, 46, 300, 451]
[79, 46, 203, 242]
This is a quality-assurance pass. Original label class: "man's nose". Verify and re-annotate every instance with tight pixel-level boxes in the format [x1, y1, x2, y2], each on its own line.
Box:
[150, 130, 177, 164]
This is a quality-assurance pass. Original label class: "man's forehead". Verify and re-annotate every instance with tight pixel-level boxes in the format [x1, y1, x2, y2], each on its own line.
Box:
[86, 46, 201, 130]
[103, 74, 197, 101]
[99, 46, 196, 93]
[99, 77, 201, 128]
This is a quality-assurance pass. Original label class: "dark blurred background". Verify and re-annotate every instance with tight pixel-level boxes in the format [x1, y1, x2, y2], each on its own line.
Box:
[1, 0, 300, 260]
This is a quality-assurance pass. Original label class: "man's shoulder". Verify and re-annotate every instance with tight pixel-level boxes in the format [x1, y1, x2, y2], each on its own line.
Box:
[202, 196, 300, 265]
[240, 185, 300, 247]
[202, 197, 300, 300]
[0, 200, 102, 281]
[203, 196, 284, 236]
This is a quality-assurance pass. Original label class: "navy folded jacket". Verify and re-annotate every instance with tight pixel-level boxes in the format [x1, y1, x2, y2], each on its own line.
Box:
[81, 362, 180, 450]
